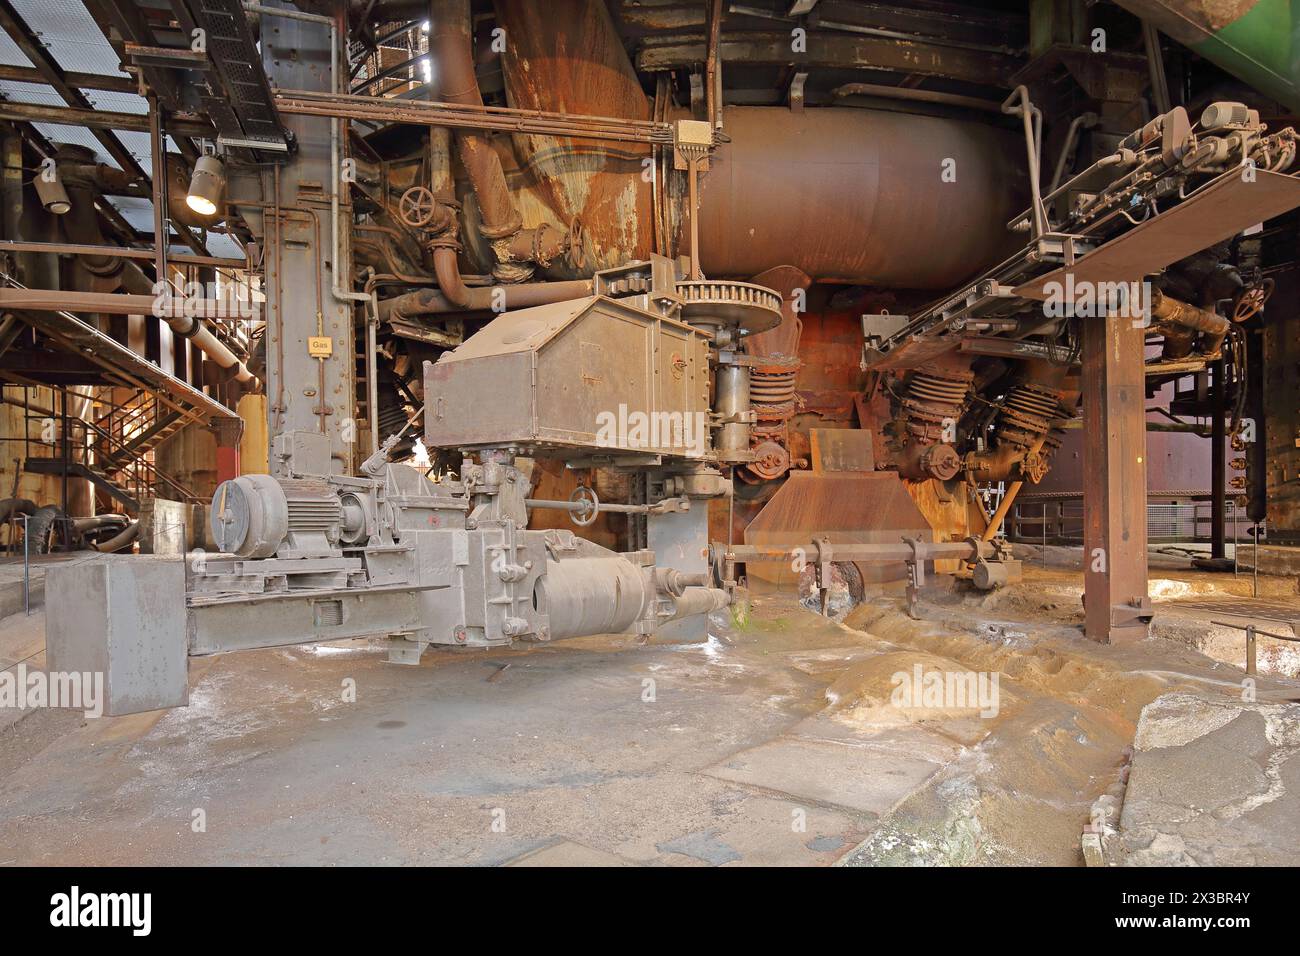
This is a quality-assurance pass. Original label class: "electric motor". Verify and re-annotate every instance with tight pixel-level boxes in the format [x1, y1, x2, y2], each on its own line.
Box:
[211, 475, 342, 558]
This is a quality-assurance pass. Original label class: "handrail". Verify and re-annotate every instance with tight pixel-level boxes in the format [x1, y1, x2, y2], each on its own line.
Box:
[1211, 620, 1300, 676]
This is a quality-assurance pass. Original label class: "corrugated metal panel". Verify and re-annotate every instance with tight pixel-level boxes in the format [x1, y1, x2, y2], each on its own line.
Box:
[198, 233, 244, 259]
[114, 131, 181, 176]
[31, 122, 117, 166]
[84, 90, 148, 114]
[10, 0, 126, 77]
[107, 194, 153, 230]
[0, 29, 30, 67]
[0, 78, 65, 107]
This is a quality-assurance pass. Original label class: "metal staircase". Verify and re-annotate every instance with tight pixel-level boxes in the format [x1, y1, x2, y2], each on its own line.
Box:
[20, 389, 201, 511]
[0, 276, 242, 513]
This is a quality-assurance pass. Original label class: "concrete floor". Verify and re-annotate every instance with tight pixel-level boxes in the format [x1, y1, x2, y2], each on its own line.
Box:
[0, 550, 1297, 866]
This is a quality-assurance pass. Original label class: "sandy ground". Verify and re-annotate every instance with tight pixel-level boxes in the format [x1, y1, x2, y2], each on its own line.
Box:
[0, 550, 1296, 866]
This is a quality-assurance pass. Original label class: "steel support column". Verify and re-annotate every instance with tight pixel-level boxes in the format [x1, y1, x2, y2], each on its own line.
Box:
[1082, 314, 1151, 643]
[1211, 357, 1227, 560]
[249, 3, 355, 475]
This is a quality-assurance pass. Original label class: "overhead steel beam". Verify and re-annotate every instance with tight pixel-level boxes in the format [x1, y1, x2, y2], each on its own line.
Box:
[809, 0, 1024, 53]
[0, 0, 212, 260]
[82, 0, 188, 113]
[636, 30, 1021, 84]
[274, 88, 674, 143]
[0, 62, 138, 93]
[0, 240, 243, 269]
[0, 101, 215, 138]
[0, 287, 261, 321]
[617, 0, 1026, 51]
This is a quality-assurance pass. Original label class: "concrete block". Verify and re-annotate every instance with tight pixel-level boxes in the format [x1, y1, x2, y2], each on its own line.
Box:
[138, 498, 190, 555]
[45, 555, 188, 715]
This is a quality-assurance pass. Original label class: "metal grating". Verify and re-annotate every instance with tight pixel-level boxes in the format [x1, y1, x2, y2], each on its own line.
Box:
[183, 0, 286, 149]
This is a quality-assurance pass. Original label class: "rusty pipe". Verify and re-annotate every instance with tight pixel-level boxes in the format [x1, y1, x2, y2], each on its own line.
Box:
[726, 539, 994, 565]
[379, 275, 592, 321]
[1151, 288, 1230, 357]
[705, 0, 723, 129]
[979, 438, 1048, 544]
[432, 243, 593, 311]
[430, 0, 533, 280]
[432, 245, 472, 309]
[71, 514, 128, 534]
[89, 519, 139, 553]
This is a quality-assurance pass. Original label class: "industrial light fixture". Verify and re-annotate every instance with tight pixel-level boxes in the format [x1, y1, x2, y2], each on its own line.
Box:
[185, 154, 225, 217]
[34, 164, 70, 215]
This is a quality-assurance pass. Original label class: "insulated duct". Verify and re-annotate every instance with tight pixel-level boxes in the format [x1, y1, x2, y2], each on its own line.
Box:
[1115, 1, 1300, 111]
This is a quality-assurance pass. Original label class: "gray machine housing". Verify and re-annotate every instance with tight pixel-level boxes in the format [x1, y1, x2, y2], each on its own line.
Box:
[46, 259, 762, 716]
[426, 295, 712, 458]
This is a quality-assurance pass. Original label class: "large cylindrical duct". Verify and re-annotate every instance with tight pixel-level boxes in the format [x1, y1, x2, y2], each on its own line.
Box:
[694, 107, 1026, 288]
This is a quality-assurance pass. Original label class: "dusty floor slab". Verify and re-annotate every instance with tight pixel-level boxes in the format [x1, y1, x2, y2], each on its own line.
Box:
[1, 557, 1297, 867]
[1114, 693, 1300, 866]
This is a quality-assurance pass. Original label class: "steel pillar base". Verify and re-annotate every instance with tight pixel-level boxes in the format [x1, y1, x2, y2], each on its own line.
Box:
[385, 634, 429, 665]
[647, 505, 711, 643]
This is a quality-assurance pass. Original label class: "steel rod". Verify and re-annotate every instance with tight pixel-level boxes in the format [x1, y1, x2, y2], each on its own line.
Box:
[273, 89, 673, 144]
[0, 240, 243, 269]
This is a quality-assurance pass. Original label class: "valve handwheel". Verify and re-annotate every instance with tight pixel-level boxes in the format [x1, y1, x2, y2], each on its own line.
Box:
[568, 485, 599, 527]
[398, 186, 437, 228]
[1233, 279, 1274, 322]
